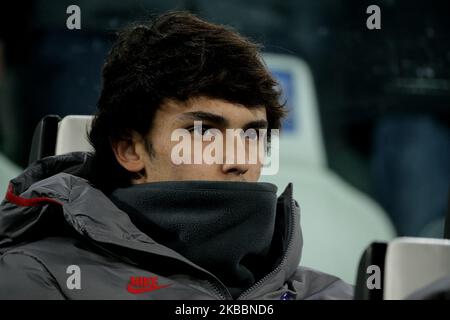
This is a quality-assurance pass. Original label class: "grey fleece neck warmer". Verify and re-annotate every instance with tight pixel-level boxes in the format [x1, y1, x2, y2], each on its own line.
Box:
[109, 180, 278, 298]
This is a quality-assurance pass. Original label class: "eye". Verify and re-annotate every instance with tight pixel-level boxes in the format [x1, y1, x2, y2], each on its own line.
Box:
[187, 124, 213, 136]
[241, 129, 259, 140]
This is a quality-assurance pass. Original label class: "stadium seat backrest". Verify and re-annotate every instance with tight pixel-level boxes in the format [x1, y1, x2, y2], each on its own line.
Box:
[55, 115, 94, 155]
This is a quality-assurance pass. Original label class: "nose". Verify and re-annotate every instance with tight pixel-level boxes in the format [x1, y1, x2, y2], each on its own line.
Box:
[220, 131, 253, 179]
[221, 162, 249, 178]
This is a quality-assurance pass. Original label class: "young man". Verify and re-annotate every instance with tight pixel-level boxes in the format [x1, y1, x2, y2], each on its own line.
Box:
[0, 12, 353, 299]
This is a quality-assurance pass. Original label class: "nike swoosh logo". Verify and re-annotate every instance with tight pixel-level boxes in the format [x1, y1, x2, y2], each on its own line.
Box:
[127, 283, 171, 294]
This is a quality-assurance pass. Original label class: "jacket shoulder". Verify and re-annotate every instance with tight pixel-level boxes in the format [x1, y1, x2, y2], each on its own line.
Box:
[0, 250, 65, 299]
[289, 266, 354, 300]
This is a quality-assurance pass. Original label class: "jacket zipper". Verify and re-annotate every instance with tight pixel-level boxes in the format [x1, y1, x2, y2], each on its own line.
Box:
[206, 280, 231, 300]
[237, 187, 296, 300]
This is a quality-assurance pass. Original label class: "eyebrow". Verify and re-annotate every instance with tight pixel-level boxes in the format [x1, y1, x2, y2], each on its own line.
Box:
[177, 111, 268, 130]
[178, 111, 229, 127]
[242, 120, 269, 131]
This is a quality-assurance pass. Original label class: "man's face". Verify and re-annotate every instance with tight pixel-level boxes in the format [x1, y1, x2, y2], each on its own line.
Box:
[128, 96, 268, 183]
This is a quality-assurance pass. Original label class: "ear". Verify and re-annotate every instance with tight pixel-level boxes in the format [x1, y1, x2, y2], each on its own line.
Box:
[111, 132, 147, 179]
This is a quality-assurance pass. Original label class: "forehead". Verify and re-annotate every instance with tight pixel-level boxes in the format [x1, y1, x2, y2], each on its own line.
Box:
[157, 96, 267, 125]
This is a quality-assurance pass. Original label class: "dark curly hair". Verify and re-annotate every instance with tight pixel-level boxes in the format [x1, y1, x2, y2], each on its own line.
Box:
[88, 11, 285, 192]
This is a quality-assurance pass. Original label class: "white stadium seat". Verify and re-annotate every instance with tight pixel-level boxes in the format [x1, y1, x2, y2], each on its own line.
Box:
[55, 115, 94, 155]
[384, 237, 450, 299]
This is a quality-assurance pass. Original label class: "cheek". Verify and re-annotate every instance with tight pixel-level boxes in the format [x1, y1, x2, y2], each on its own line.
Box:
[151, 130, 182, 163]
[174, 163, 219, 176]
[173, 161, 223, 181]
[247, 163, 262, 182]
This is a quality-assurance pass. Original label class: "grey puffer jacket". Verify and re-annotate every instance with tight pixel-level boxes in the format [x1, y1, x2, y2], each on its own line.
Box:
[0, 153, 353, 300]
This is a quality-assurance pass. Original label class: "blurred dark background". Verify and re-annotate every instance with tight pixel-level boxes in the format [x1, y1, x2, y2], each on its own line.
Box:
[0, 0, 449, 237]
